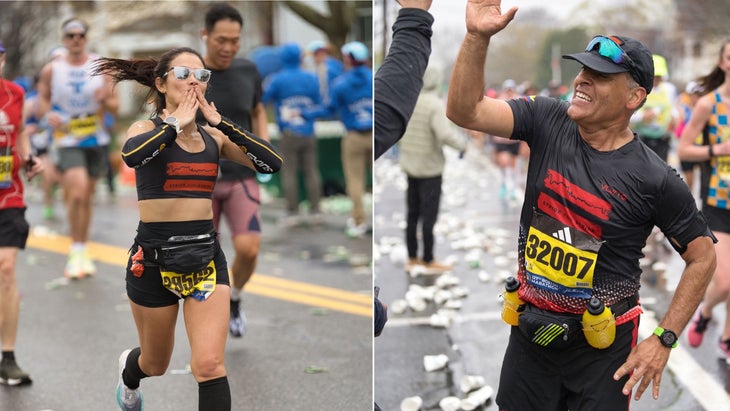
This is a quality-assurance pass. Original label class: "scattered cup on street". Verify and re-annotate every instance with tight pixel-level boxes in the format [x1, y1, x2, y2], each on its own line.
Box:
[423, 354, 449, 372]
[438, 396, 461, 411]
[459, 374, 486, 393]
[460, 385, 494, 411]
[400, 395, 423, 411]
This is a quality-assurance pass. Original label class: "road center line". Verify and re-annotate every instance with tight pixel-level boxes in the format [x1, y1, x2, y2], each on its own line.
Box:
[27, 233, 372, 317]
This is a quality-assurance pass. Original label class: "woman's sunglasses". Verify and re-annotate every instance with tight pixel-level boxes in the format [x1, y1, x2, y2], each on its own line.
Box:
[164, 66, 212, 83]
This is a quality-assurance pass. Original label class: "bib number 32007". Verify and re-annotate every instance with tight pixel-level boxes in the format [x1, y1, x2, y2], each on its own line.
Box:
[525, 232, 595, 279]
[523, 217, 602, 299]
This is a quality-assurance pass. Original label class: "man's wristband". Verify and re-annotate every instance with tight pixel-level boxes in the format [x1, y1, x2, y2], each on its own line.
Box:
[709, 144, 714, 158]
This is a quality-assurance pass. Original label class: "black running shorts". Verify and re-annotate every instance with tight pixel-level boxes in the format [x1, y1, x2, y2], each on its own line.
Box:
[496, 317, 639, 411]
[125, 220, 230, 308]
[702, 204, 730, 234]
[0, 208, 30, 249]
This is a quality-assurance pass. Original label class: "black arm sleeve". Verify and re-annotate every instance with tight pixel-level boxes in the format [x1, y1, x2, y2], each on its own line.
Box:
[214, 116, 283, 174]
[121, 124, 177, 168]
[374, 8, 434, 160]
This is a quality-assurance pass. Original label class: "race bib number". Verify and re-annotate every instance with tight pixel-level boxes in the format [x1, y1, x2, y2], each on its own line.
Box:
[524, 213, 603, 299]
[0, 154, 14, 189]
[68, 115, 98, 139]
[160, 260, 217, 301]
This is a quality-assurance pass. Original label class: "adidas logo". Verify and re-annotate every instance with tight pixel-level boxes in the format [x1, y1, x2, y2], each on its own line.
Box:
[552, 227, 572, 244]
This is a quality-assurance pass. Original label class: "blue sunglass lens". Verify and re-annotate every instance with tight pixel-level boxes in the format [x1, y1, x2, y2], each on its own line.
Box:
[586, 37, 624, 64]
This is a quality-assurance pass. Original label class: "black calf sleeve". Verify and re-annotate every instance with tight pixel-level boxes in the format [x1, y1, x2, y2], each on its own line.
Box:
[199, 376, 231, 411]
[122, 347, 148, 389]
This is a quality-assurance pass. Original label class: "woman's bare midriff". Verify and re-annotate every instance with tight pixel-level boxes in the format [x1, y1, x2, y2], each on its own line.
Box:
[138, 198, 214, 222]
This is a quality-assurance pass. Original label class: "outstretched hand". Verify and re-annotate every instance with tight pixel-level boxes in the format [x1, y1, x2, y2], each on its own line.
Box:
[466, 0, 518, 38]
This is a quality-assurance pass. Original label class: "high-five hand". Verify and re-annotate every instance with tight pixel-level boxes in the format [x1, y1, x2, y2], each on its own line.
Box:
[466, 0, 518, 38]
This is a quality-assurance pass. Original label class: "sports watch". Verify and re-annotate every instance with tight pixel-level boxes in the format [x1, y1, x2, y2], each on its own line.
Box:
[653, 326, 678, 348]
[164, 116, 181, 133]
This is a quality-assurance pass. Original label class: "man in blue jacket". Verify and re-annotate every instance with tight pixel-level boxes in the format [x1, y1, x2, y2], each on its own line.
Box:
[263, 43, 323, 227]
[305, 41, 373, 237]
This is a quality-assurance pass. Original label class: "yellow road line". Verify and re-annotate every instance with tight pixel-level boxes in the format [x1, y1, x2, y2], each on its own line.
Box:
[27, 233, 372, 318]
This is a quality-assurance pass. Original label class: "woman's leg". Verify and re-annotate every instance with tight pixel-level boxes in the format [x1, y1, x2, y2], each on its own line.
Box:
[184, 285, 231, 411]
[129, 301, 179, 379]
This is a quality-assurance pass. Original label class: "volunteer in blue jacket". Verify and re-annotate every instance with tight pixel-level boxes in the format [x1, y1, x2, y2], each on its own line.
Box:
[304, 41, 373, 237]
[263, 43, 323, 226]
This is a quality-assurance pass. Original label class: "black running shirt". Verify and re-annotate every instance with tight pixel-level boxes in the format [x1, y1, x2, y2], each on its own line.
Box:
[203, 58, 263, 181]
[135, 117, 219, 200]
[507, 96, 710, 316]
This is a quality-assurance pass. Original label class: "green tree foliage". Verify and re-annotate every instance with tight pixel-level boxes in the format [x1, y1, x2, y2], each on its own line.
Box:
[281, 1, 370, 59]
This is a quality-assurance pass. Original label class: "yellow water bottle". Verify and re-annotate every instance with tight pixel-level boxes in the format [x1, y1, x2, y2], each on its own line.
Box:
[582, 296, 616, 349]
[501, 276, 525, 326]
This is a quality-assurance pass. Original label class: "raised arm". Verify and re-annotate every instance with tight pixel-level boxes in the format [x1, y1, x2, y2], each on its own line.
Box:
[373, 7, 434, 159]
[445, 0, 517, 138]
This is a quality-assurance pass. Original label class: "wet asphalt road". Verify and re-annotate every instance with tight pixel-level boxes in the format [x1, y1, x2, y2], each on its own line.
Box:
[1, 181, 373, 411]
[373, 144, 730, 411]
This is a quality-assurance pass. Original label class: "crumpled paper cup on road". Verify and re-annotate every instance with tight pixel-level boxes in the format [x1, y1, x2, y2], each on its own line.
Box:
[423, 354, 449, 372]
[459, 374, 486, 393]
[438, 396, 461, 411]
[460, 384, 494, 411]
[400, 395, 423, 411]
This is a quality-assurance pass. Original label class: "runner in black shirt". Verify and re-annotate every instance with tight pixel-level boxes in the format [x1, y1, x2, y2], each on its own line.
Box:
[446, 1, 716, 410]
[201, 2, 269, 339]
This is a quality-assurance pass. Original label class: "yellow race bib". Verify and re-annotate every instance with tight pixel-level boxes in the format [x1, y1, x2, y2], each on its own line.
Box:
[160, 260, 217, 301]
[524, 213, 603, 299]
[0, 154, 14, 189]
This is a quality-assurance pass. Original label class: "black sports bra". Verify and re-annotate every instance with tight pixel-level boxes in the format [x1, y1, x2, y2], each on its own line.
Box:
[135, 118, 219, 200]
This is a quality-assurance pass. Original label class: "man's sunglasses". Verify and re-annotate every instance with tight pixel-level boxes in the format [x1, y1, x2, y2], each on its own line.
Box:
[64, 32, 86, 40]
[586, 36, 642, 87]
[163, 66, 212, 83]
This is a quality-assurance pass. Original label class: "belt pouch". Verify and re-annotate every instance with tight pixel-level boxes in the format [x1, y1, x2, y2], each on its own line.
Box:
[518, 304, 582, 350]
[159, 233, 215, 273]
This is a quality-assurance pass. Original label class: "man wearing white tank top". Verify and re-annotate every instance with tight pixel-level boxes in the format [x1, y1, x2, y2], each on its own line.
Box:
[37, 17, 119, 279]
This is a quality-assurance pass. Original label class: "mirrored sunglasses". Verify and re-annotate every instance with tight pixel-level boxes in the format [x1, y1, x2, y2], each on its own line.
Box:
[164, 66, 211, 83]
[585, 36, 642, 87]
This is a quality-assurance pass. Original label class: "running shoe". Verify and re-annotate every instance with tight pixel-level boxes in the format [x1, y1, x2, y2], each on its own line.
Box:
[685, 305, 711, 348]
[116, 349, 143, 411]
[64, 250, 85, 279]
[405, 258, 424, 273]
[719, 338, 730, 365]
[345, 218, 369, 238]
[229, 299, 247, 338]
[0, 358, 32, 386]
[422, 260, 453, 275]
[81, 249, 97, 277]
